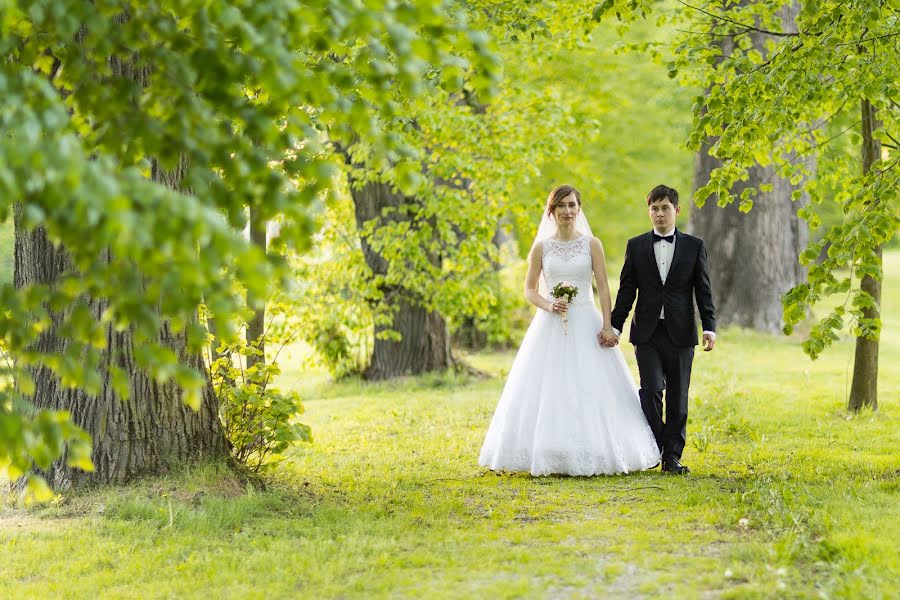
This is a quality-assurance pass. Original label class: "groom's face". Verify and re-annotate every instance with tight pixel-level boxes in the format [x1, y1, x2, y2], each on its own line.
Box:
[648, 198, 679, 232]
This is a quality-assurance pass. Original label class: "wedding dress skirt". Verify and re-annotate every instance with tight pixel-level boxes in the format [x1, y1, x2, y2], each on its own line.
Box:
[478, 236, 660, 476]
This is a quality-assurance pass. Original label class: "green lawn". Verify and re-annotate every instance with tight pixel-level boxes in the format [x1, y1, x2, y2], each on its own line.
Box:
[2, 253, 898, 598]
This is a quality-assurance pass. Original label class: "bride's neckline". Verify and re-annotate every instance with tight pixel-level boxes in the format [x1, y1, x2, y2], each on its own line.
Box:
[549, 235, 584, 243]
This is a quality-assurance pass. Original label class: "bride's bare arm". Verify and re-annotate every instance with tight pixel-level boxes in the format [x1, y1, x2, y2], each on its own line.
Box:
[524, 242, 554, 312]
[590, 237, 615, 336]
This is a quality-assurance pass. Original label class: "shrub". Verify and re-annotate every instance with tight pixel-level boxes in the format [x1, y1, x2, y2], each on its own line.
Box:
[209, 335, 311, 472]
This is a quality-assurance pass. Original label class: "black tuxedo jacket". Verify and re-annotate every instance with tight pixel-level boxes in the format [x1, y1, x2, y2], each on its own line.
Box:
[611, 229, 716, 347]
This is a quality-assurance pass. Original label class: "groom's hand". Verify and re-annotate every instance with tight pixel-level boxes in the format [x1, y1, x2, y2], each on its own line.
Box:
[702, 332, 716, 352]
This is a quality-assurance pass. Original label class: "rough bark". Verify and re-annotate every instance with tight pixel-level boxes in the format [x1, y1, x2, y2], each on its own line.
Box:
[366, 296, 453, 380]
[689, 2, 810, 333]
[245, 204, 267, 369]
[349, 180, 452, 380]
[848, 99, 881, 412]
[15, 166, 225, 488]
[14, 44, 227, 486]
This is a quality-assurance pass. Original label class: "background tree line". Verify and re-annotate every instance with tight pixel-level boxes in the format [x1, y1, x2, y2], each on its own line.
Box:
[1, 0, 894, 500]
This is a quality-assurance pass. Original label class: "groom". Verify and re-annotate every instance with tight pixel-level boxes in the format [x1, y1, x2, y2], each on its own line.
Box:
[608, 185, 716, 474]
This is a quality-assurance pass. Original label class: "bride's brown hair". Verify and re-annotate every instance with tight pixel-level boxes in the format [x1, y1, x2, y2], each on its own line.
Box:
[545, 184, 582, 218]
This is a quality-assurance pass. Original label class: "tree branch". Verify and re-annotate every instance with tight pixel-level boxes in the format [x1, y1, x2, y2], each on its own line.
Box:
[835, 30, 900, 47]
[674, 0, 801, 37]
[675, 27, 752, 39]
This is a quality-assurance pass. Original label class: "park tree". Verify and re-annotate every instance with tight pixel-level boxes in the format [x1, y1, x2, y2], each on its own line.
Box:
[688, 2, 811, 333]
[598, 0, 898, 410]
[292, 3, 618, 379]
[0, 0, 494, 497]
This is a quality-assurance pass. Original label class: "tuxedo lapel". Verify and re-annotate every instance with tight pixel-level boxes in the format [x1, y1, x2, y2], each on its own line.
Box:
[668, 229, 687, 282]
[643, 231, 663, 286]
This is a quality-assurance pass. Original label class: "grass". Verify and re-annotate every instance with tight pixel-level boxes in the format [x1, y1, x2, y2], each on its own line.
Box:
[1, 252, 897, 598]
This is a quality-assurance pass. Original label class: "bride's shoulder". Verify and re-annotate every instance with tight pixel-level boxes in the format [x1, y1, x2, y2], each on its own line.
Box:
[587, 235, 604, 250]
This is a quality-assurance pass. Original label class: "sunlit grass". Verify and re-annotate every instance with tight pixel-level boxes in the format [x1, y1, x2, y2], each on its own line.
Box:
[2, 253, 896, 598]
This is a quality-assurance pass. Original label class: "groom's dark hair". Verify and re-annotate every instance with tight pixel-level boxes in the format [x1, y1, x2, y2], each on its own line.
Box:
[647, 184, 679, 207]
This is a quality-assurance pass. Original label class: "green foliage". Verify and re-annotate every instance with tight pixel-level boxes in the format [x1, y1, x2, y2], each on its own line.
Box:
[456, 251, 533, 348]
[608, 0, 900, 357]
[0, 222, 11, 284]
[295, 5, 696, 369]
[0, 383, 92, 505]
[311, 3, 605, 354]
[512, 16, 698, 263]
[210, 333, 311, 473]
[0, 1, 497, 495]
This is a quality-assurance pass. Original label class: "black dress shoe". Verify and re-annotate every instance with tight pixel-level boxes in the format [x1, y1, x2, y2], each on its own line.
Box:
[661, 459, 690, 474]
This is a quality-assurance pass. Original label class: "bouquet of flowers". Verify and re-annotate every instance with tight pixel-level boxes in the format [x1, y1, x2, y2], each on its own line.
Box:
[550, 281, 579, 335]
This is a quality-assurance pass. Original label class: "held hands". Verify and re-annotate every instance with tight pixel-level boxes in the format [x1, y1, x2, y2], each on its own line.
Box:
[598, 327, 618, 348]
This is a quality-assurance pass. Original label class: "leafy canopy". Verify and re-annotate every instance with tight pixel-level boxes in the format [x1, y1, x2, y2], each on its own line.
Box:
[597, 0, 899, 357]
[0, 0, 495, 500]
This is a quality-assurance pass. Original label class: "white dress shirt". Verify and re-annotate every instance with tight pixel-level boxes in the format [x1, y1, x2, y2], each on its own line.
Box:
[653, 227, 676, 318]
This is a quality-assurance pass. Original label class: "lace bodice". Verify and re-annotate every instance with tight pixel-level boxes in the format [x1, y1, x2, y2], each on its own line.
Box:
[542, 236, 594, 305]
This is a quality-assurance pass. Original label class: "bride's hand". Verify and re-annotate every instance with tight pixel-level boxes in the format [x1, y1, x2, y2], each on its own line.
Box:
[550, 299, 568, 314]
[598, 328, 618, 347]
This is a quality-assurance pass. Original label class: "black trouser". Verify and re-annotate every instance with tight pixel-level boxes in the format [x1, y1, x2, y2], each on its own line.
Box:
[635, 320, 694, 461]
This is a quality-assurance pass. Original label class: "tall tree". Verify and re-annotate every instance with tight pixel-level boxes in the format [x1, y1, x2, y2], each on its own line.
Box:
[601, 0, 898, 409]
[0, 0, 494, 496]
[848, 99, 883, 411]
[294, 4, 617, 378]
[689, 3, 811, 333]
[350, 181, 453, 379]
[14, 161, 226, 488]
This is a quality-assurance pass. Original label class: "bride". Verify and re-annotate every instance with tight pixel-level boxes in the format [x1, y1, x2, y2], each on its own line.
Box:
[478, 184, 660, 476]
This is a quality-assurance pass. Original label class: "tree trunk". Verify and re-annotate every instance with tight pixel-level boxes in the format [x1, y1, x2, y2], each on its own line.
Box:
[848, 99, 881, 412]
[689, 2, 810, 333]
[689, 161, 810, 332]
[349, 180, 452, 380]
[368, 296, 453, 380]
[245, 204, 267, 369]
[14, 163, 225, 488]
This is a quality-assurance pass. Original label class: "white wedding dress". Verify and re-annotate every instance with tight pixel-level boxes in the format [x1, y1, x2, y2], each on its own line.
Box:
[479, 235, 660, 476]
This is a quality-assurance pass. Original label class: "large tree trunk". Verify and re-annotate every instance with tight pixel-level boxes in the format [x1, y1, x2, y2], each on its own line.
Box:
[349, 180, 452, 380]
[848, 99, 882, 412]
[367, 296, 453, 380]
[11, 18, 227, 490]
[689, 161, 809, 332]
[689, 3, 810, 333]
[14, 164, 225, 489]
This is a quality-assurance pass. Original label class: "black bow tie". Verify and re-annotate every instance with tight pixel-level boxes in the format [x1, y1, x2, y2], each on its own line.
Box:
[653, 233, 675, 243]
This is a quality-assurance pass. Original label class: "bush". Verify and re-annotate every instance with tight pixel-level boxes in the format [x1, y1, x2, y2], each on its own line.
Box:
[209, 335, 311, 472]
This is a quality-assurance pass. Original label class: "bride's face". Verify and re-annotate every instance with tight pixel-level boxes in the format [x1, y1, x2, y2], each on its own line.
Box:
[553, 193, 580, 224]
